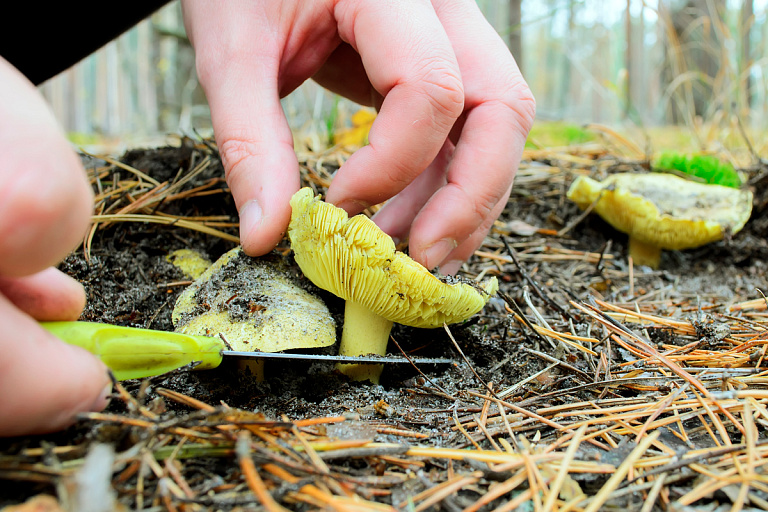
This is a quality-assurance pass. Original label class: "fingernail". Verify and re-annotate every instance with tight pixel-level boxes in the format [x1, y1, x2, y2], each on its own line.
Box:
[422, 238, 457, 270]
[439, 259, 463, 276]
[89, 380, 112, 412]
[239, 199, 263, 238]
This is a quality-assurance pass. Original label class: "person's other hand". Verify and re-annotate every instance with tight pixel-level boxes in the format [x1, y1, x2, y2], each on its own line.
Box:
[0, 57, 110, 436]
[182, 0, 534, 274]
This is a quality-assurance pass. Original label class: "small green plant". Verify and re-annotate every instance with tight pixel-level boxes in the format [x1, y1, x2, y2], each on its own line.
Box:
[325, 95, 341, 146]
[653, 151, 742, 188]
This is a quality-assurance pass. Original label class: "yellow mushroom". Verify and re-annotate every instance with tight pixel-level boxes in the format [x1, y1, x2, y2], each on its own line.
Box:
[288, 187, 498, 383]
[166, 248, 212, 280]
[172, 247, 336, 379]
[567, 173, 753, 268]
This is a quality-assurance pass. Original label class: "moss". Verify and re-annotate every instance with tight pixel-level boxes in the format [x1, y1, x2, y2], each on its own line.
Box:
[653, 152, 742, 188]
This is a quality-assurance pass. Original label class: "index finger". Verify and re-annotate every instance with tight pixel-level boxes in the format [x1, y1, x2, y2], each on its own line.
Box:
[324, 0, 464, 212]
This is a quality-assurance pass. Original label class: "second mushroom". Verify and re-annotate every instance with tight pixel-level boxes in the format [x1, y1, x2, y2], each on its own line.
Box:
[567, 172, 753, 268]
[288, 187, 498, 383]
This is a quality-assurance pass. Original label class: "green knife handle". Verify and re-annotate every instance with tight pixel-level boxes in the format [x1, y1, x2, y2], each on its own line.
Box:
[40, 321, 224, 381]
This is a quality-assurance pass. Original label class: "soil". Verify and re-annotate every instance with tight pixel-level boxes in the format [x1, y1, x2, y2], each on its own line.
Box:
[2, 138, 768, 510]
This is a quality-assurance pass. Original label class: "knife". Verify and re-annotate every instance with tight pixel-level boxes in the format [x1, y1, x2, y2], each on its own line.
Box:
[41, 321, 455, 381]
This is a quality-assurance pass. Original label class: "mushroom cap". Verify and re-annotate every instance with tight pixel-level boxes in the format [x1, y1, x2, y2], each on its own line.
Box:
[287, 187, 498, 328]
[567, 173, 753, 250]
[172, 247, 336, 352]
[166, 248, 213, 280]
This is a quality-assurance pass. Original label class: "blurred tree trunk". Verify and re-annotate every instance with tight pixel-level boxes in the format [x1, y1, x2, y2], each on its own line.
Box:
[541, 0, 557, 106]
[508, 0, 523, 75]
[559, 0, 575, 114]
[632, 1, 645, 122]
[624, 0, 632, 118]
[661, 0, 724, 124]
[741, 0, 754, 109]
[591, 0, 608, 121]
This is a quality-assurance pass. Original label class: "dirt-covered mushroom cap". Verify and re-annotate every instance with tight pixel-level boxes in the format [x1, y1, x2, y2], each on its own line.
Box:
[287, 187, 497, 382]
[172, 247, 336, 353]
[567, 172, 753, 267]
[288, 187, 498, 327]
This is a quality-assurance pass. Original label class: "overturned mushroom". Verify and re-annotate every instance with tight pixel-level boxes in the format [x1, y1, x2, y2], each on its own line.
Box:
[288, 187, 498, 383]
[172, 247, 336, 379]
[567, 172, 753, 268]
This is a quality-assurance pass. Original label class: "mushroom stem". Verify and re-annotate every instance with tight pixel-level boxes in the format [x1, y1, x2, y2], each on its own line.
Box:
[628, 236, 662, 269]
[336, 300, 393, 383]
[238, 360, 265, 382]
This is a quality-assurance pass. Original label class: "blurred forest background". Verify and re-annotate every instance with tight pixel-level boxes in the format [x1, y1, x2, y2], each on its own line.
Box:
[38, 0, 768, 153]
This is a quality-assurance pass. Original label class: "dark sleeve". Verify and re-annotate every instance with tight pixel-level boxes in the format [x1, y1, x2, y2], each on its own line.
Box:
[1, 0, 172, 85]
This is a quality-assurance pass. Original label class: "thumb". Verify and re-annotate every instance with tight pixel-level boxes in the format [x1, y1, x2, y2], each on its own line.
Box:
[0, 293, 110, 437]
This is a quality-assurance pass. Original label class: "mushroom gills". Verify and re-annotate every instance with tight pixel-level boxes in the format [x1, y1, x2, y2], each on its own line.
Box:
[288, 187, 498, 384]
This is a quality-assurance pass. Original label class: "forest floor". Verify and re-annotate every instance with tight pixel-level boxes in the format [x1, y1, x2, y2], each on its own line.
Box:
[2, 126, 768, 511]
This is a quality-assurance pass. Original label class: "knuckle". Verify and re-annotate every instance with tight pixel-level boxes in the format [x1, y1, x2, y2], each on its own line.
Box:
[471, 188, 499, 224]
[384, 155, 422, 192]
[500, 81, 536, 135]
[449, 183, 497, 229]
[417, 60, 465, 121]
[218, 138, 262, 181]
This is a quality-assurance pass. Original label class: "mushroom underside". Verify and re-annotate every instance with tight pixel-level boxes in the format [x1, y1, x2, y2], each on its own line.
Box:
[287, 187, 499, 383]
[567, 173, 752, 269]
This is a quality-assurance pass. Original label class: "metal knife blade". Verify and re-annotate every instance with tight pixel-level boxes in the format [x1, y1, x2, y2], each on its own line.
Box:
[223, 351, 455, 365]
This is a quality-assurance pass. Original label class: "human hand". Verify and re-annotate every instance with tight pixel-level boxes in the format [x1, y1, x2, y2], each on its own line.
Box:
[182, 0, 534, 274]
[0, 57, 110, 436]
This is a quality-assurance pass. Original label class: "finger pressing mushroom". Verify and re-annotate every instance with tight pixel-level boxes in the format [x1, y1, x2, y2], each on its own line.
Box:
[172, 247, 336, 380]
[288, 187, 498, 383]
[567, 172, 753, 268]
